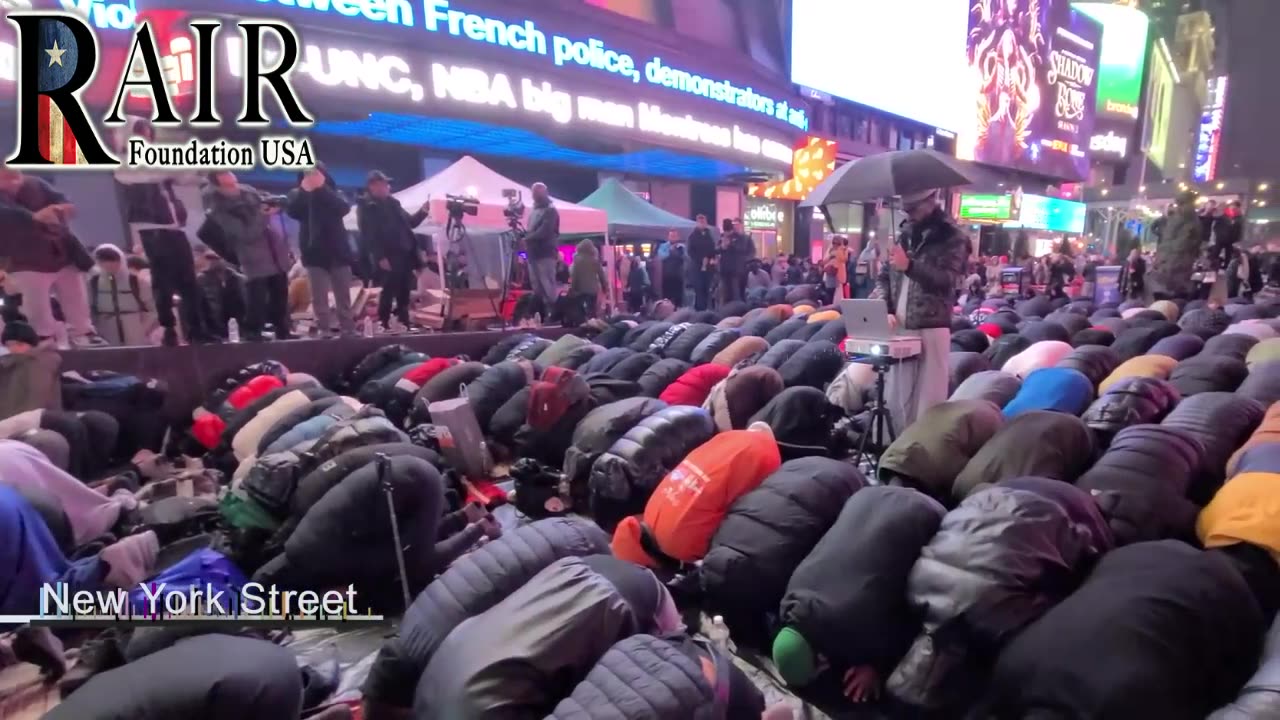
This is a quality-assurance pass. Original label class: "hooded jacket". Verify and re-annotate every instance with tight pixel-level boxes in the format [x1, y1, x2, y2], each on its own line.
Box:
[1001, 367, 1094, 418]
[1082, 376, 1180, 439]
[588, 405, 716, 532]
[362, 517, 609, 710]
[776, 486, 945, 683]
[880, 399, 1004, 499]
[286, 166, 354, 269]
[413, 556, 643, 719]
[985, 541, 1265, 720]
[562, 398, 669, 500]
[704, 365, 784, 431]
[953, 411, 1095, 500]
[659, 364, 731, 407]
[699, 457, 865, 647]
[888, 485, 1098, 711]
[356, 189, 427, 265]
[467, 360, 540, 433]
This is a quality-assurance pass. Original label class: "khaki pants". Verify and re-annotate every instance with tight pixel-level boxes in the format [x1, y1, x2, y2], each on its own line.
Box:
[10, 267, 94, 338]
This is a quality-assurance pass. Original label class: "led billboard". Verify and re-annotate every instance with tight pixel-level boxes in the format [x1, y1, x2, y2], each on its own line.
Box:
[1073, 2, 1150, 122]
[1005, 193, 1086, 233]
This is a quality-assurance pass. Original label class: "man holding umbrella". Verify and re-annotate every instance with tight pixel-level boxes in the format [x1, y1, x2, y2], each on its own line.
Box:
[878, 188, 969, 429]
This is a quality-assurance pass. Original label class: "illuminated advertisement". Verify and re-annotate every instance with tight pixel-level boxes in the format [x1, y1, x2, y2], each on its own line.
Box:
[968, 0, 1101, 180]
[1072, 2, 1149, 122]
[1193, 75, 1228, 183]
[1005, 193, 1086, 233]
[959, 194, 1015, 221]
[1141, 39, 1177, 175]
[1089, 117, 1131, 162]
[790, 0, 971, 133]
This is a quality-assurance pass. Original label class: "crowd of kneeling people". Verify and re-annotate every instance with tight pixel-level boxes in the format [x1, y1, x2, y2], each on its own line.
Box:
[4, 282, 1280, 718]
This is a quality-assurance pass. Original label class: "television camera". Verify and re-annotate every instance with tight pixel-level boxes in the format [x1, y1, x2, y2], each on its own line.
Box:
[502, 188, 526, 234]
[446, 193, 479, 223]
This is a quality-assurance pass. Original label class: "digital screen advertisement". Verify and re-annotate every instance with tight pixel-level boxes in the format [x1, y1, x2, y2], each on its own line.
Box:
[967, 0, 1101, 180]
[1005, 193, 1087, 234]
[1072, 2, 1150, 123]
[1142, 39, 1178, 175]
[790, 0, 971, 134]
[959, 193, 1015, 221]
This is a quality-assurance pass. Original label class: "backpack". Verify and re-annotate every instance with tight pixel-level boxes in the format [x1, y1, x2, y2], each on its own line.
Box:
[89, 272, 149, 316]
[527, 367, 589, 431]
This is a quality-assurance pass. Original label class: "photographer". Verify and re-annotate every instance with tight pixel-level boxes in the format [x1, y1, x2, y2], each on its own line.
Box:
[357, 170, 429, 331]
[877, 188, 969, 429]
[523, 182, 561, 311]
[202, 171, 292, 341]
[288, 164, 355, 337]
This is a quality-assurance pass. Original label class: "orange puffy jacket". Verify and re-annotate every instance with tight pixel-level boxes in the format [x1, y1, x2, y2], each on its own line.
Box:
[612, 429, 781, 569]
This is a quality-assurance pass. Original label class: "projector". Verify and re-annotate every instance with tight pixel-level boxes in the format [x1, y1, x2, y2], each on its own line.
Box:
[843, 335, 922, 360]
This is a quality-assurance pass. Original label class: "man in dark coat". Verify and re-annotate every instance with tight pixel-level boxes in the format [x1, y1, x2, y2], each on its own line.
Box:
[524, 182, 562, 312]
[196, 249, 246, 338]
[357, 170, 429, 331]
[287, 163, 354, 336]
[717, 219, 752, 305]
[686, 214, 716, 310]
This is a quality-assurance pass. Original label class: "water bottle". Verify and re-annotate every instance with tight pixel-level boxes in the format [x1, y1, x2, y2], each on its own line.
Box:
[227, 318, 240, 343]
[362, 316, 375, 338]
[708, 615, 733, 655]
[532, 312, 542, 328]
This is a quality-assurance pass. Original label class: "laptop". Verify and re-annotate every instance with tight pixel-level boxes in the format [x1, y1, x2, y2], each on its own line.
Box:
[840, 299, 917, 339]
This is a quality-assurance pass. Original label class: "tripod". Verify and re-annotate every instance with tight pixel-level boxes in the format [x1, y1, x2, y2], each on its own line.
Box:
[446, 214, 509, 329]
[853, 355, 900, 475]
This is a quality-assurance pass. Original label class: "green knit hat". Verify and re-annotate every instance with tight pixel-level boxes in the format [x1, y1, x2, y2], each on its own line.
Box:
[772, 626, 817, 686]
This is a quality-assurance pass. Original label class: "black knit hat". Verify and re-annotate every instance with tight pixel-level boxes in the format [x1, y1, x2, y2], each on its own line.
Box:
[2, 322, 39, 347]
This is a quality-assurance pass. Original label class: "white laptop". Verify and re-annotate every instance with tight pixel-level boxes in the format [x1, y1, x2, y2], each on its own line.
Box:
[839, 299, 921, 359]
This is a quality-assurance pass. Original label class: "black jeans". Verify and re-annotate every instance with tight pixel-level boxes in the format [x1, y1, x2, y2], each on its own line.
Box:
[691, 268, 712, 310]
[378, 259, 415, 326]
[245, 273, 289, 338]
[139, 228, 210, 339]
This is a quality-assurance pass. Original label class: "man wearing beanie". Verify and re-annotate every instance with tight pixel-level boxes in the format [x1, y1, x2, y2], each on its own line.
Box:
[876, 188, 969, 430]
[2, 321, 39, 352]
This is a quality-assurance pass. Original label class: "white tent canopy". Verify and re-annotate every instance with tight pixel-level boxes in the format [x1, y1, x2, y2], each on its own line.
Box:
[343, 155, 608, 236]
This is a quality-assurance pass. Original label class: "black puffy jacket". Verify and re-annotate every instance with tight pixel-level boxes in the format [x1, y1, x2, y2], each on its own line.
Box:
[778, 341, 845, 389]
[1018, 321, 1070, 344]
[562, 398, 668, 500]
[1056, 345, 1121, 387]
[289, 442, 440, 519]
[953, 411, 1094, 500]
[606, 352, 660, 382]
[551, 343, 605, 370]
[1210, 617, 1280, 720]
[1111, 322, 1180, 361]
[645, 323, 690, 356]
[361, 517, 610, 710]
[592, 323, 631, 349]
[949, 352, 990, 394]
[202, 360, 288, 415]
[739, 313, 781, 338]
[580, 347, 635, 376]
[700, 457, 866, 648]
[1075, 425, 1204, 546]
[809, 318, 847, 345]
[407, 361, 488, 428]
[504, 335, 553, 362]
[636, 358, 692, 398]
[481, 333, 536, 365]
[619, 322, 652, 349]
[1082, 377, 1180, 439]
[341, 344, 414, 394]
[1237, 360, 1280, 405]
[755, 339, 805, 370]
[588, 405, 715, 531]
[984, 334, 1031, 370]
[888, 484, 1098, 711]
[1149, 333, 1205, 360]
[628, 322, 674, 352]
[789, 322, 825, 342]
[1169, 355, 1249, 396]
[357, 359, 426, 408]
[661, 323, 716, 362]
[689, 328, 740, 364]
[1044, 311, 1089, 337]
[1161, 391, 1265, 502]
[1203, 332, 1260, 361]
[765, 317, 809, 345]
[466, 361, 539, 433]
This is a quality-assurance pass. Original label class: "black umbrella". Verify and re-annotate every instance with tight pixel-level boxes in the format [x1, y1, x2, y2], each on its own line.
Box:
[800, 149, 975, 206]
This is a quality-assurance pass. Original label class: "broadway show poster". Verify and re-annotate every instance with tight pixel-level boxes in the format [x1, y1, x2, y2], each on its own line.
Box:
[968, 0, 1101, 180]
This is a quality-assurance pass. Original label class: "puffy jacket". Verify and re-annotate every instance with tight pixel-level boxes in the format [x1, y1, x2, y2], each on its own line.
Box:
[236, 389, 336, 459]
[1076, 425, 1204, 546]
[754, 339, 804, 371]
[777, 341, 845, 390]
[263, 399, 358, 455]
[1179, 307, 1232, 338]
[777, 486, 945, 680]
[548, 634, 740, 720]
[562, 398, 669, 500]
[1082, 377, 1180, 439]
[362, 517, 609, 710]
[1210, 617, 1280, 720]
[254, 395, 344, 454]
[1226, 401, 1280, 477]
[550, 343, 604, 371]
[635, 359, 691, 398]
[1056, 345, 1121, 386]
[986, 541, 1265, 720]
[1044, 311, 1090, 337]
[580, 347, 635, 376]
[507, 336, 554, 362]
[340, 344, 413, 395]
[644, 323, 690, 357]
[699, 457, 865, 648]
[887, 485, 1097, 711]
[789, 321, 826, 342]
[1246, 337, 1280, 368]
[536, 335, 592, 368]
[953, 411, 1094, 500]
[1149, 333, 1205, 360]
[1071, 328, 1115, 347]
[607, 353, 660, 383]
[1002, 341, 1074, 379]
[588, 405, 716, 532]
[289, 442, 440, 519]
[661, 323, 716, 362]
[1111, 322, 1180, 361]
[949, 370, 1020, 407]
[704, 365, 784, 431]
[826, 362, 876, 413]
[592, 322, 631, 349]
[407, 362, 487, 427]
[984, 334, 1032, 371]
[305, 410, 408, 470]
[628, 322, 674, 352]
[467, 361, 539, 433]
[201, 361, 289, 417]
[809, 317, 847, 345]
[1170, 354, 1248, 396]
[765, 316, 810, 345]
[413, 556, 644, 719]
[1238, 360, 1280, 405]
[951, 329, 991, 353]
[1098, 354, 1178, 394]
[1162, 391, 1265, 502]
[659, 364, 731, 407]
[948, 352, 990, 394]
[383, 358, 460, 427]
[1203, 332, 1260, 361]
[1017, 321, 1070, 344]
[739, 312, 782, 339]
[712, 336, 769, 367]
[879, 399, 1004, 500]
[356, 358, 427, 408]
[689, 328, 740, 365]
[748, 387, 845, 459]
[1001, 367, 1094, 418]
[482, 333, 537, 365]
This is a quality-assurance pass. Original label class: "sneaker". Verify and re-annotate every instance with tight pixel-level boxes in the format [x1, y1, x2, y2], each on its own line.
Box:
[71, 332, 109, 347]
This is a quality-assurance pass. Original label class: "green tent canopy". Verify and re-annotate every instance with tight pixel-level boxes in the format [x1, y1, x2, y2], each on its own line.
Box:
[578, 178, 698, 239]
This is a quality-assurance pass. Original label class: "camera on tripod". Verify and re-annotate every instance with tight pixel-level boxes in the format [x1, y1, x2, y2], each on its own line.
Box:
[501, 188, 525, 233]
[446, 193, 479, 221]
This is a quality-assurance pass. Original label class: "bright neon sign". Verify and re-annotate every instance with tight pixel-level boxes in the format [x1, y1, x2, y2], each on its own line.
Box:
[1193, 75, 1228, 184]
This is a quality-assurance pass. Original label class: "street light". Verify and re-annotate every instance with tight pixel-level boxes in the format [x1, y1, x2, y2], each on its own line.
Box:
[1261, 183, 1271, 192]
[1216, 182, 1225, 190]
